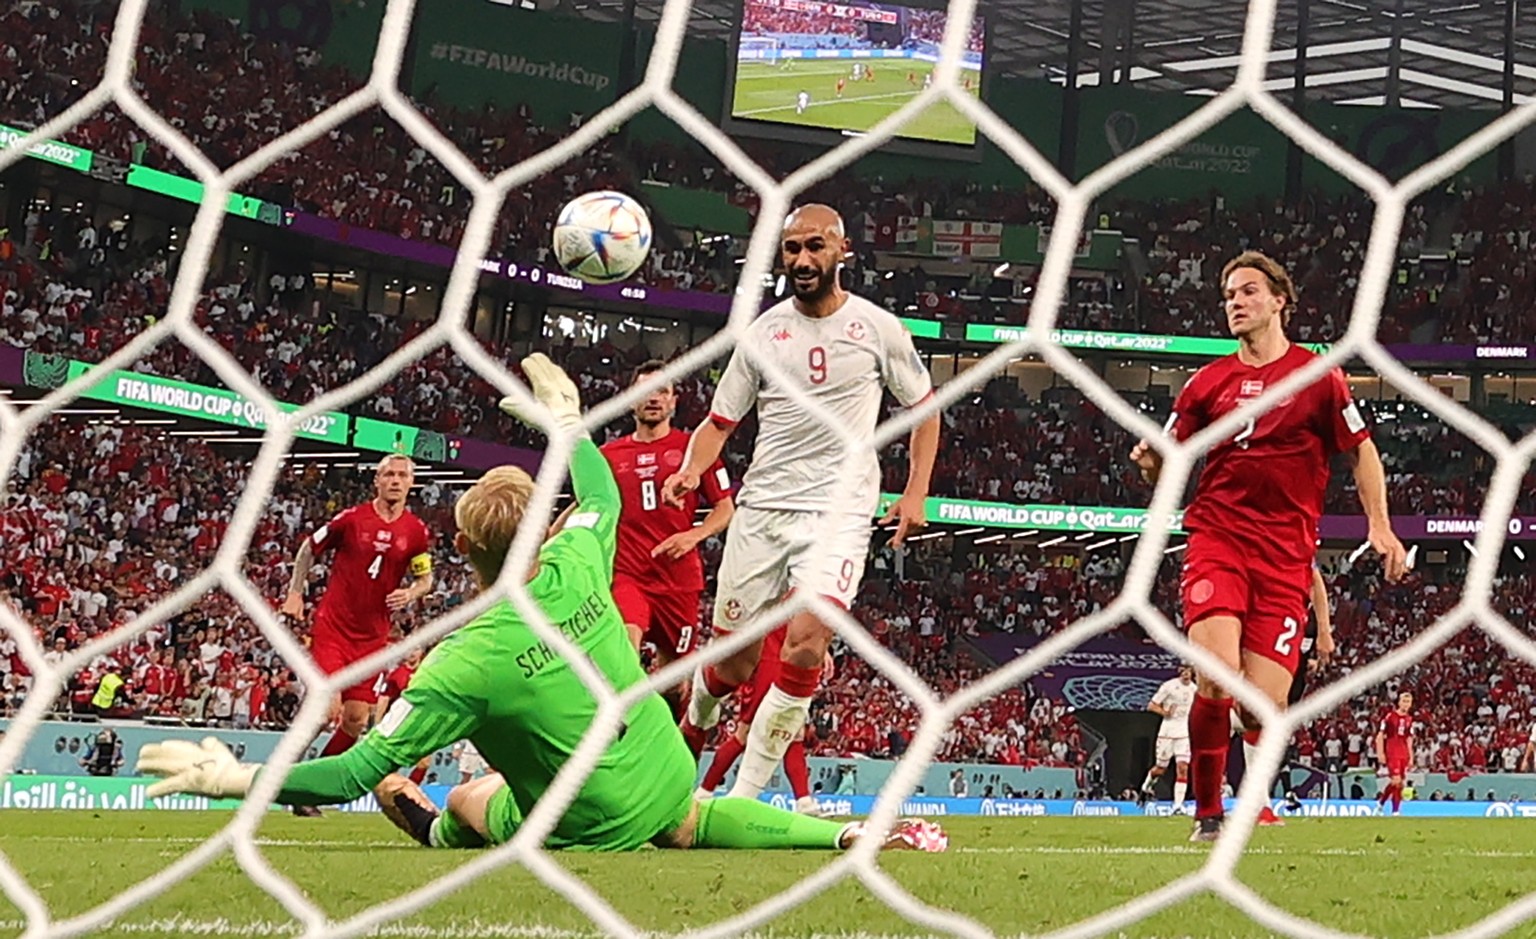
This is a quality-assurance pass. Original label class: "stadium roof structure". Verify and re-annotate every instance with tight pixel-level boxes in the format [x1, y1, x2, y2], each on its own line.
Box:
[559, 0, 1533, 110]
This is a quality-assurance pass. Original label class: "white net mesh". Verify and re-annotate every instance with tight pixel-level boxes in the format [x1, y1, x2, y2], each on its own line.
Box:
[3, 0, 1536, 935]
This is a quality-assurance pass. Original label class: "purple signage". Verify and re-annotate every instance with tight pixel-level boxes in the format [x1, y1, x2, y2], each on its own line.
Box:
[0, 344, 21, 385]
[287, 209, 1536, 366]
[285, 211, 732, 314]
[449, 434, 541, 475]
[1387, 343, 1533, 363]
[1319, 514, 1536, 541]
[970, 634, 1180, 710]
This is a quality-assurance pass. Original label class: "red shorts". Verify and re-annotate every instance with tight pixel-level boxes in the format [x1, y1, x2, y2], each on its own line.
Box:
[1385, 754, 1409, 777]
[310, 626, 386, 705]
[736, 629, 788, 725]
[611, 575, 702, 658]
[1180, 532, 1312, 675]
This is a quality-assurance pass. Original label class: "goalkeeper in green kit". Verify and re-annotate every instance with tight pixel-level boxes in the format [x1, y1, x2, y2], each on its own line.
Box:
[139, 354, 947, 854]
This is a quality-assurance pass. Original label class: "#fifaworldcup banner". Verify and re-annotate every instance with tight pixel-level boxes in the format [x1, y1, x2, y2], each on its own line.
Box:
[409, 0, 620, 123]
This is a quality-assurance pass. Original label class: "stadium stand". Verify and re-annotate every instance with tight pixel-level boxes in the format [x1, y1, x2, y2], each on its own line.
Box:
[7, 0, 1536, 799]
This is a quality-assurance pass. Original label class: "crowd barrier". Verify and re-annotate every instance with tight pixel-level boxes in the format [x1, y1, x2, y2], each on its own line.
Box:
[7, 774, 1536, 820]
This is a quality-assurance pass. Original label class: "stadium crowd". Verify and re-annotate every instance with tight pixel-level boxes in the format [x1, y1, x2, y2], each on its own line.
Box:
[7, 0, 1536, 346]
[7, 0, 1536, 783]
[0, 412, 1089, 766]
[4, 225, 1532, 524]
[4, 407, 1533, 781]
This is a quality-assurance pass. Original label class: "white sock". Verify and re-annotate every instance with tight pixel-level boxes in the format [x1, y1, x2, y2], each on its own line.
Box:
[727, 684, 811, 799]
[1141, 769, 1156, 790]
[1243, 739, 1270, 798]
[1173, 778, 1187, 806]
[686, 666, 722, 730]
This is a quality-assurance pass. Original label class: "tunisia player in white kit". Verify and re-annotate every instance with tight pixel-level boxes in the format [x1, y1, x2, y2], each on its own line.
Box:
[1142, 665, 1197, 811]
[663, 204, 940, 798]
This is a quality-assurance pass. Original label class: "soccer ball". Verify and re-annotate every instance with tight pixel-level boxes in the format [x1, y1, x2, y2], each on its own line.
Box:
[552, 191, 652, 284]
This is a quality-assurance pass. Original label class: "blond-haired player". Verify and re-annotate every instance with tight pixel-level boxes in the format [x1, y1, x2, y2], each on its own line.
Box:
[281, 454, 434, 772]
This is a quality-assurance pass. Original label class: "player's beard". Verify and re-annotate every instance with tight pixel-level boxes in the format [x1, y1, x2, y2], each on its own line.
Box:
[791, 264, 835, 302]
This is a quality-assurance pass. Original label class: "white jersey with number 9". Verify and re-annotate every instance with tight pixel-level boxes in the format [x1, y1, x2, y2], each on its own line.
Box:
[708, 294, 933, 517]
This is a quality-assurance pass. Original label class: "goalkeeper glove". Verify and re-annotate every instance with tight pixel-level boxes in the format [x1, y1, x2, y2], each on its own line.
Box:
[136, 737, 260, 800]
[498, 353, 584, 435]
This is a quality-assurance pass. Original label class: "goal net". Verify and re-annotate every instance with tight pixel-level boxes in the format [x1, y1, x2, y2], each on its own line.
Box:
[1, 0, 1534, 935]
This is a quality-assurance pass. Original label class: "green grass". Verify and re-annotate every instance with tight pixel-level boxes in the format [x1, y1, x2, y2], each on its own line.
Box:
[731, 60, 980, 146]
[4, 812, 1536, 937]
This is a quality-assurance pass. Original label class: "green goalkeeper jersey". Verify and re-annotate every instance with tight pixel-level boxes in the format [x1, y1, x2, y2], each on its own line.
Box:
[274, 438, 695, 849]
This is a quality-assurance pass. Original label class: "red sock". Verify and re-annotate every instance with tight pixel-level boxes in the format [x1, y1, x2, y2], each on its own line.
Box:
[1189, 694, 1233, 820]
[702, 665, 740, 700]
[784, 739, 811, 799]
[408, 764, 428, 785]
[320, 728, 356, 757]
[700, 734, 745, 791]
[1390, 782, 1403, 813]
[776, 661, 822, 698]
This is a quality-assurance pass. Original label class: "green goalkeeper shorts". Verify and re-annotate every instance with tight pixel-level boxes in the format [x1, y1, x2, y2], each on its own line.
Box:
[485, 722, 696, 851]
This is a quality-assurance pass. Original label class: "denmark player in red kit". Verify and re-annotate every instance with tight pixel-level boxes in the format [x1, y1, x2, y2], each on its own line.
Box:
[282, 455, 434, 765]
[1375, 692, 1415, 816]
[1130, 251, 1407, 842]
[695, 625, 826, 814]
[585, 361, 734, 710]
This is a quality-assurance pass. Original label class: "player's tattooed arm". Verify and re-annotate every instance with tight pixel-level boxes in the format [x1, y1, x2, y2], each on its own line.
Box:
[281, 539, 315, 619]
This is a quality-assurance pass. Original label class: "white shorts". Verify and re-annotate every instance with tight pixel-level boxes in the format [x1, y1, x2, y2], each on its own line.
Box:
[1155, 735, 1191, 765]
[713, 506, 870, 631]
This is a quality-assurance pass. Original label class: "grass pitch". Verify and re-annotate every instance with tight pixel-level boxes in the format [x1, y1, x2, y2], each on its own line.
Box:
[730, 61, 980, 146]
[3, 812, 1536, 937]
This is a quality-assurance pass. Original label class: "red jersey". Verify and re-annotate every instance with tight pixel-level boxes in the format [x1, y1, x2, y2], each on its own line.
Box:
[1170, 345, 1369, 565]
[309, 502, 433, 644]
[380, 662, 415, 703]
[1381, 710, 1414, 756]
[601, 429, 731, 593]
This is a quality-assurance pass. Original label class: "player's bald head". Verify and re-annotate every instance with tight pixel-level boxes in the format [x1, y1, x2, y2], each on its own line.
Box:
[454, 465, 535, 583]
[781, 204, 850, 306]
[784, 204, 846, 239]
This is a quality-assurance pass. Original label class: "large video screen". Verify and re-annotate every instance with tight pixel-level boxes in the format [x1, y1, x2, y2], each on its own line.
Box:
[727, 0, 985, 149]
